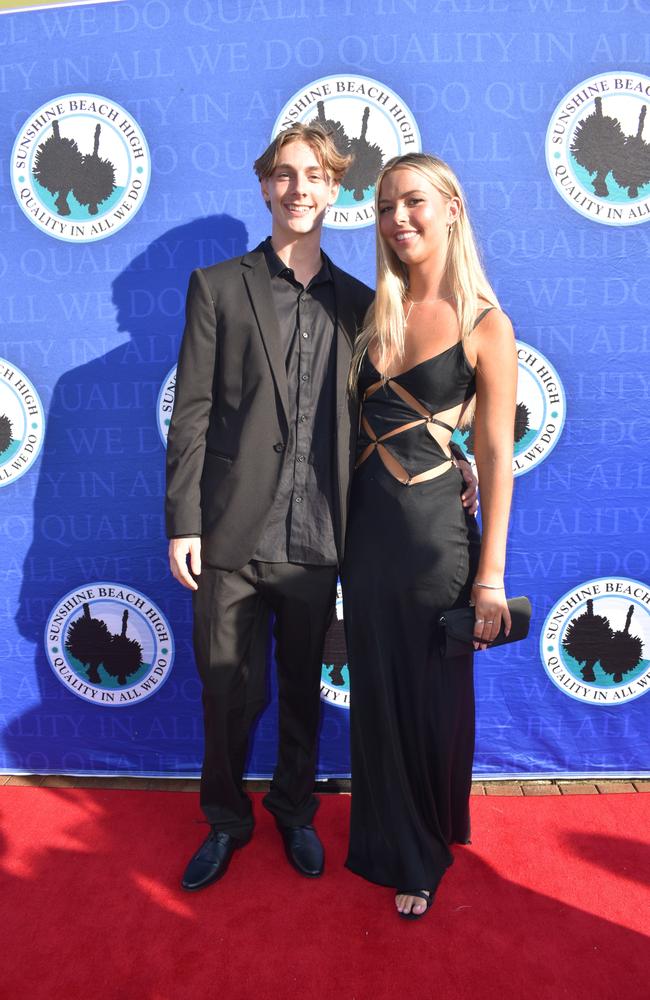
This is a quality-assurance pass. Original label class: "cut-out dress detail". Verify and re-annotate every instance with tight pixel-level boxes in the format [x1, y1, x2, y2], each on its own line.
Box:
[356, 374, 470, 486]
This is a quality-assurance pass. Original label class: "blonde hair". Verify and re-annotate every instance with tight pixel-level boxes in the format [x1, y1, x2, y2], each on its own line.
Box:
[349, 153, 499, 392]
[253, 123, 352, 183]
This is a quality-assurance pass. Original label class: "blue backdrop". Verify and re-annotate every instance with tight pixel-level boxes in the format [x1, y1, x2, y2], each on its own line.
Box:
[1, 0, 649, 779]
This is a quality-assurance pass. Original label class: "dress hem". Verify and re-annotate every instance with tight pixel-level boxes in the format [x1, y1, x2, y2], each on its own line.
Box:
[344, 852, 455, 890]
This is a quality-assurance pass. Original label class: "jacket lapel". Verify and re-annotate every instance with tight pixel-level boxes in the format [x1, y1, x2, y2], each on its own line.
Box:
[242, 248, 290, 423]
[331, 265, 357, 424]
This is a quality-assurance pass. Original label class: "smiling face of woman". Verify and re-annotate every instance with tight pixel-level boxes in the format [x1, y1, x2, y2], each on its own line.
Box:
[377, 167, 459, 268]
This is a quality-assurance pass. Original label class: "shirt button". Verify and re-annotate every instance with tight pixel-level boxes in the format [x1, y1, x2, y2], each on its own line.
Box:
[299, 415, 307, 423]
[295, 496, 303, 503]
[273, 443, 284, 453]
[297, 455, 305, 463]
[302, 331, 309, 339]
[301, 373, 309, 381]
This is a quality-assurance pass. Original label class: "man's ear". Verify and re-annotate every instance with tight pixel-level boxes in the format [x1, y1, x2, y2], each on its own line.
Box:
[328, 180, 340, 206]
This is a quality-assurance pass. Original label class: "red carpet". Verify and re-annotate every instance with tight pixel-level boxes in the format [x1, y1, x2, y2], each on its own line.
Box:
[1, 788, 648, 1000]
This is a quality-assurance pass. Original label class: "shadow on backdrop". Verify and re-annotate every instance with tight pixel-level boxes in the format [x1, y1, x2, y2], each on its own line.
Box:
[8, 215, 262, 777]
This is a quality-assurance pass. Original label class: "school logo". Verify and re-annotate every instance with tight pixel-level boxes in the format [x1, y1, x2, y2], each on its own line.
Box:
[12, 94, 151, 243]
[273, 75, 421, 229]
[0, 360, 45, 487]
[542, 578, 650, 705]
[320, 582, 350, 709]
[452, 341, 565, 477]
[546, 72, 650, 226]
[45, 583, 174, 706]
[156, 365, 176, 446]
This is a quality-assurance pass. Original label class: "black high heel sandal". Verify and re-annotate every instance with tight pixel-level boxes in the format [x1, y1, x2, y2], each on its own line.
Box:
[396, 889, 432, 921]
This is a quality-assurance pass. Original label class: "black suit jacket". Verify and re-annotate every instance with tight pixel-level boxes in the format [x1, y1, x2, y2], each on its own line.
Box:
[165, 243, 374, 570]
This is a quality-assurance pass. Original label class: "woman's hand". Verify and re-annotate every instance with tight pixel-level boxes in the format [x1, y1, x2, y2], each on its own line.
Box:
[471, 584, 511, 651]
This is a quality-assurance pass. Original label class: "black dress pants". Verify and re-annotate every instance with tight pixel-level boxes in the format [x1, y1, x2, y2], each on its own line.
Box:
[192, 560, 338, 841]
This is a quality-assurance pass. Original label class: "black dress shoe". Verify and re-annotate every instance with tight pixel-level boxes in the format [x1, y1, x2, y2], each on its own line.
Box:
[278, 823, 324, 877]
[181, 829, 249, 892]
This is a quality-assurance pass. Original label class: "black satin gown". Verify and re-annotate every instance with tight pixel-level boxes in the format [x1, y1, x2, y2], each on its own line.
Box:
[341, 333, 482, 893]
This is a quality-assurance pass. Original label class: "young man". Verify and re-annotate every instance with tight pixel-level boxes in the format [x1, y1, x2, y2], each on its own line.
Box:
[166, 124, 477, 891]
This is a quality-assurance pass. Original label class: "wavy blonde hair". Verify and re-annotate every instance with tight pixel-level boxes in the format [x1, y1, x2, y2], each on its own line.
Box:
[349, 153, 499, 392]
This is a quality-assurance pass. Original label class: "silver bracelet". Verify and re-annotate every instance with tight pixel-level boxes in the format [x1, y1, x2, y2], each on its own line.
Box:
[472, 581, 505, 590]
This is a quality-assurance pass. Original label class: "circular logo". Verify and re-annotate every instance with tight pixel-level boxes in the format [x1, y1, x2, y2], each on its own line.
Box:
[546, 72, 650, 226]
[273, 75, 421, 230]
[320, 582, 349, 709]
[156, 364, 176, 447]
[452, 341, 565, 477]
[541, 577, 650, 705]
[45, 583, 174, 706]
[12, 93, 151, 242]
[0, 359, 45, 487]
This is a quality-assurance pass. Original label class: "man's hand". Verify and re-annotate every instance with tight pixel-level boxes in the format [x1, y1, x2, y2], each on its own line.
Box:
[457, 459, 479, 516]
[169, 537, 201, 590]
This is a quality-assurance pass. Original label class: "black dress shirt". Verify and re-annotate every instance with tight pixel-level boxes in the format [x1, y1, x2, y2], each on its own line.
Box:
[253, 238, 338, 565]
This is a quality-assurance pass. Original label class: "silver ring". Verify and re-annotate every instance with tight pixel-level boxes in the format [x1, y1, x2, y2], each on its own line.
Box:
[486, 620, 494, 624]
[476, 619, 484, 623]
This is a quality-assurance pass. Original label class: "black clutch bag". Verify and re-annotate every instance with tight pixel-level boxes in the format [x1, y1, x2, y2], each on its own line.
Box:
[439, 597, 532, 658]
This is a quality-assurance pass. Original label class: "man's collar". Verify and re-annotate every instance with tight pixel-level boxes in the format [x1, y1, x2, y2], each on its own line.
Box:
[261, 236, 333, 285]
[261, 237, 288, 278]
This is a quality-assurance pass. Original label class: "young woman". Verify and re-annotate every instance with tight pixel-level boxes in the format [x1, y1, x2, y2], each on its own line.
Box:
[342, 153, 517, 919]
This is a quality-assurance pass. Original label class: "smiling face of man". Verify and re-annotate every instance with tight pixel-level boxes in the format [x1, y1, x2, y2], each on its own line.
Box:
[260, 139, 340, 243]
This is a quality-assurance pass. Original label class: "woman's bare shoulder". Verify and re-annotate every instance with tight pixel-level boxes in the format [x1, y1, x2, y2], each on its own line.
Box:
[475, 305, 514, 341]
[464, 304, 513, 368]
[473, 307, 517, 378]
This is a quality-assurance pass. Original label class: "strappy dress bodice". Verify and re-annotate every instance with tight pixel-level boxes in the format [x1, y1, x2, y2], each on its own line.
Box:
[356, 340, 476, 486]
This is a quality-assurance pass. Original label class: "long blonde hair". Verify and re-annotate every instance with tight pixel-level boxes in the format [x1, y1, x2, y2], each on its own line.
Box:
[349, 153, 499, 391]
